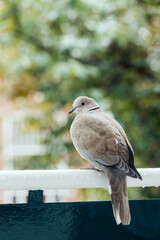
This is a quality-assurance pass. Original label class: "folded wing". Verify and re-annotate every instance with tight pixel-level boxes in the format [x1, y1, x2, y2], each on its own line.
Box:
[71, 113, 141, 179]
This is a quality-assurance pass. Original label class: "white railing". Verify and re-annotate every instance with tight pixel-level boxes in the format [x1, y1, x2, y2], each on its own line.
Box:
[0, 168, 159, 191]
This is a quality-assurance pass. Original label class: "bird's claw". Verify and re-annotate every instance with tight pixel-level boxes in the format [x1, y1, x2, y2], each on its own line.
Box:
[80, 165, 104, 172]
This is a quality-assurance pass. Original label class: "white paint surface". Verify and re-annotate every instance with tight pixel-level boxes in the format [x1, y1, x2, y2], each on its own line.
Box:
[0, 169, 159, 191]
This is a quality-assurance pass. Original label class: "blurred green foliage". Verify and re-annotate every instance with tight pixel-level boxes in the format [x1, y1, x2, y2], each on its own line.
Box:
[0, 0, 160, 199]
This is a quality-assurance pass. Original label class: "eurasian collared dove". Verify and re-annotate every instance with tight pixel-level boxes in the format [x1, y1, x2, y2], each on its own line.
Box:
[69, 96, 142, 225]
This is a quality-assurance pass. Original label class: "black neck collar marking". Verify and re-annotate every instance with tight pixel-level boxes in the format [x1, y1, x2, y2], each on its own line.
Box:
[88, 106, 100, 112]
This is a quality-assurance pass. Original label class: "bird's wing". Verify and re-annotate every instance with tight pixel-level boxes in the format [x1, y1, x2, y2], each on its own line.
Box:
[103, 113, 134, 153]
[71, 113, 139, 178]
[71, 114, 125, 165]
[101, 112, 139, 172]
[101, 113, 142, 179]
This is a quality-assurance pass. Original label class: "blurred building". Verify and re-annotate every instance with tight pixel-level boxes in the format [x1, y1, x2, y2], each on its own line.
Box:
[0, 96, 76, 203]
[0, 94, 18, 203]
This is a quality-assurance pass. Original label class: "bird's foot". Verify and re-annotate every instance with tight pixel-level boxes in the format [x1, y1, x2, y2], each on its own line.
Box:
[80, 165, 104, 172]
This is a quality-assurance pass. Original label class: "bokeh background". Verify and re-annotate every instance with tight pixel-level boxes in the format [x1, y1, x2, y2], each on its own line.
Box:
[0, 0, 160, 203]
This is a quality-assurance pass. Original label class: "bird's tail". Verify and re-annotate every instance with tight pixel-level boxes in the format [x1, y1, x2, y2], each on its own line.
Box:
[105, 169, 131, 225]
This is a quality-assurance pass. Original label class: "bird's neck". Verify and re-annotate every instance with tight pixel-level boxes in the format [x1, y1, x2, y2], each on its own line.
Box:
[88, 106, 100, 112]
[75, 107, 101, 118]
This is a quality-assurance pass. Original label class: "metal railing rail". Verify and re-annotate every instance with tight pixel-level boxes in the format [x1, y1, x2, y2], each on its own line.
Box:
[0, 168, 159, 191]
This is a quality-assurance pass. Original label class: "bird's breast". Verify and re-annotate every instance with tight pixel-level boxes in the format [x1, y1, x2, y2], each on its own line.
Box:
[70, 120, 94, 163]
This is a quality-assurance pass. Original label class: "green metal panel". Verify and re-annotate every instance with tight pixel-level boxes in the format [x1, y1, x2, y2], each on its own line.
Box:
[0, 190, 159, 240]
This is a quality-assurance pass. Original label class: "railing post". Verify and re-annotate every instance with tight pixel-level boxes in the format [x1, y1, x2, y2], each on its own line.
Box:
[28, 190, 43, 204]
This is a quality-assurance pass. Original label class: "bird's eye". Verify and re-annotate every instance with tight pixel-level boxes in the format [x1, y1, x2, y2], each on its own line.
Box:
[81, 102, 85, 106]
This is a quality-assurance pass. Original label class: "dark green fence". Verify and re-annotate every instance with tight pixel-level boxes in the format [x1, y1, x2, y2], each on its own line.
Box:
[0, 190, 160, 240]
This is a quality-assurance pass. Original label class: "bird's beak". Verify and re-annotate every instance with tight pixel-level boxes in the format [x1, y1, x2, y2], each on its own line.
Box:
[69, 107, 76, 114]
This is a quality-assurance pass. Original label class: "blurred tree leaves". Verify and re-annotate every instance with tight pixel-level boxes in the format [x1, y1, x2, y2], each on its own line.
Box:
[0, 0, 160, 199]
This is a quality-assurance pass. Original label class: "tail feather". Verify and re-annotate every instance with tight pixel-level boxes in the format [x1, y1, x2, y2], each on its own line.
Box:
[105, 169, 131, 225]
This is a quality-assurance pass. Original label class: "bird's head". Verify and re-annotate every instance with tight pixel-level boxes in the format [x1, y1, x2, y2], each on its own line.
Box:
[69, 96, 100, 115]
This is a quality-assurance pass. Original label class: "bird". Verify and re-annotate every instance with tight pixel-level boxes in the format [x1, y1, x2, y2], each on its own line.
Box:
[69, 96, 142, 225]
